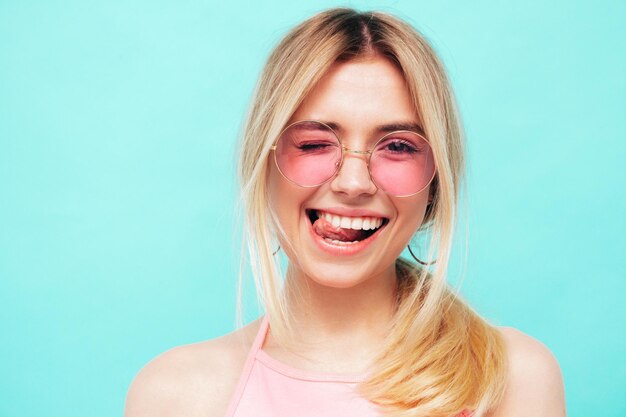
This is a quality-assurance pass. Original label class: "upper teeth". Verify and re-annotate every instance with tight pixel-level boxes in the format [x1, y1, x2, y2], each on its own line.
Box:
[317, 210, 384, 230]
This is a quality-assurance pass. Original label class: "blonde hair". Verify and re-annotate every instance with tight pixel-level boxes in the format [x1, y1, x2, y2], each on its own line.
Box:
[238, 8, 506, 417]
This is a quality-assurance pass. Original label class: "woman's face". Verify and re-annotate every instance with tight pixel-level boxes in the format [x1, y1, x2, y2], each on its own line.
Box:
[268, 56, 432, 289]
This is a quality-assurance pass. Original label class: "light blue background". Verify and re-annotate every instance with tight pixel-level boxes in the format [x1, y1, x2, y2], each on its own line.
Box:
[1, 1, 624, 416]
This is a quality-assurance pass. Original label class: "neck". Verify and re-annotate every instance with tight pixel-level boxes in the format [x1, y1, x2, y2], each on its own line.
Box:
[264, 262, 398, 372]
[286, 264, 397, 333]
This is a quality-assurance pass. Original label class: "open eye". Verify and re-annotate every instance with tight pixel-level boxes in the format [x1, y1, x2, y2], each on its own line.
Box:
[385, 139, 418, 153]
[378, 138, 422, 155]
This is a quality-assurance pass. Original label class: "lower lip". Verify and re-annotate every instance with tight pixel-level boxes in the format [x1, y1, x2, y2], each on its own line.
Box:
[306, 214, 386, 256]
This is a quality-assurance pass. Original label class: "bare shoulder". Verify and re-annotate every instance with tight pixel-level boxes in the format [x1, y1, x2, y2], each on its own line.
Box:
[124, 319, 262, 417]
[490, 327, 566, 417]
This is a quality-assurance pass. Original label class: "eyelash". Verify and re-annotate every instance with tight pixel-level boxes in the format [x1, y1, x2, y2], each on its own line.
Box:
[296, 141, 335, 151]
[381, 139, 419, 154]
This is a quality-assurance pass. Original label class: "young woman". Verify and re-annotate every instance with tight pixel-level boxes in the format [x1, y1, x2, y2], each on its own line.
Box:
[125, 9, 565, 417]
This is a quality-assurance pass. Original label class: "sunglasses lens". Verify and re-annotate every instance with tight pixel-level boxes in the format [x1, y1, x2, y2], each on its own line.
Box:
[370, 132, 435, 196]
[274, 122, 341, 187]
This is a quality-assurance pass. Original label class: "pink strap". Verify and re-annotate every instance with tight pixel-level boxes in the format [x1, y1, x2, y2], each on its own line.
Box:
[223, 317, 473, 417]
[222, 317, 269, 417]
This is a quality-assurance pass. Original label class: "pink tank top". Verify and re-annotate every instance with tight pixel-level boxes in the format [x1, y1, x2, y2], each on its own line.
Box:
[223, 317, 471, 417]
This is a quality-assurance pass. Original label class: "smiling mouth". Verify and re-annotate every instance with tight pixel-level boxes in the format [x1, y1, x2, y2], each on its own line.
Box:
[306, 209, 389, 245]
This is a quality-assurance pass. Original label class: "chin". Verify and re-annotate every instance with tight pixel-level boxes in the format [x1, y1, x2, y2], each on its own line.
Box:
[296, 259, 394, 290]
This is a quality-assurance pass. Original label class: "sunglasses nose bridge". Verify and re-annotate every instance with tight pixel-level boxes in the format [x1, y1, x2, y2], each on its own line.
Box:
[342, 147, 372, 156]
[341, 146, 373, 166]
[330, 146, 377, 195]
[338, 146, 373, 174]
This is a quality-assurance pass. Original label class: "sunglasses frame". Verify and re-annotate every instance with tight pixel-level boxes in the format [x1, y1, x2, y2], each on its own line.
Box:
[270, 120, 437, 198]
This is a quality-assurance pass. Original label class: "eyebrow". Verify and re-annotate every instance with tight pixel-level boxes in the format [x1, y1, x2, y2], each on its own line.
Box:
[287, 120, 426, 138]
[290, 121, 333, 130]
[314, 120, 425, 136]
[377, 122, 425, 135]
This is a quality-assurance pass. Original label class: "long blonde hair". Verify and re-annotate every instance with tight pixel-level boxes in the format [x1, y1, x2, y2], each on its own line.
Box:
[238, 8, 506, 417]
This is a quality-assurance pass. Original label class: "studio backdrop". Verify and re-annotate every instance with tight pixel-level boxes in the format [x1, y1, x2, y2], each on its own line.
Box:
[0, 1, 624, 416]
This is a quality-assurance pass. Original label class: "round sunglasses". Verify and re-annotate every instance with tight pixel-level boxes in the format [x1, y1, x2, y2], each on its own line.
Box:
[271, 120, 436, 197]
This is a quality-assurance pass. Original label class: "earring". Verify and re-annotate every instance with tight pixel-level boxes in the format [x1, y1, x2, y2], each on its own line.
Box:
[407, 245, 436, 266]
[272, 245, 281, 256]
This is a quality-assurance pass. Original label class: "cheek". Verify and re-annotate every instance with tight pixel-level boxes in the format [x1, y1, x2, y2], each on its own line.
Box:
[267, 164, 289, 228]
[395, 190, 431, 232]
[267, 163, 307, 236]
[267, 162, 282, 206]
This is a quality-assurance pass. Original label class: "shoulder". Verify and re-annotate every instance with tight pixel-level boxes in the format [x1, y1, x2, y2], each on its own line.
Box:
[124, 319, 262, 417]
[490, 327, 566, 417]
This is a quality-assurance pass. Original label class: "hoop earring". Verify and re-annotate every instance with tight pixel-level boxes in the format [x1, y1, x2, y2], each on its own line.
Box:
[407, 245, 436, 266]
[272, 245, 281, 256]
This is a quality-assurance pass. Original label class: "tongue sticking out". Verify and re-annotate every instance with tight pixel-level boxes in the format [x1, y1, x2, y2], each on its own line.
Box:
[312, 216, 371, 242]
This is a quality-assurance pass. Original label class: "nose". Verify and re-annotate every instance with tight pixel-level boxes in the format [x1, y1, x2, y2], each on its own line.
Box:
[330, 150, 378, 197]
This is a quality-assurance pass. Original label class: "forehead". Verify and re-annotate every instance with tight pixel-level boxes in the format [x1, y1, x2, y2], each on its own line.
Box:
[289, 56, 421, 134]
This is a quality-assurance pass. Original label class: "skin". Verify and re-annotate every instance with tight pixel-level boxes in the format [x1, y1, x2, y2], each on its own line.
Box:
[124, 56, 566, 417]
[263, 56, 430, 370]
